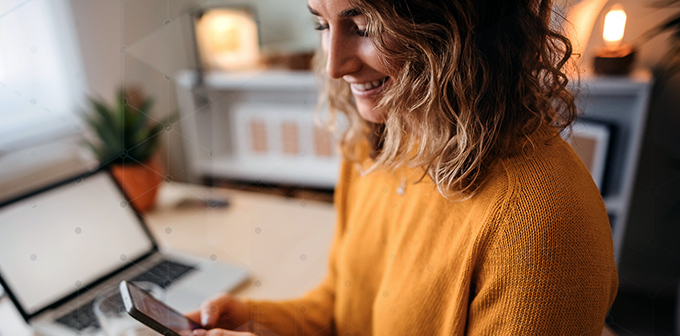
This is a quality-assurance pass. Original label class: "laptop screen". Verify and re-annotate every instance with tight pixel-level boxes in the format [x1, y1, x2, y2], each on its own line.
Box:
[0, 170, 154, 314]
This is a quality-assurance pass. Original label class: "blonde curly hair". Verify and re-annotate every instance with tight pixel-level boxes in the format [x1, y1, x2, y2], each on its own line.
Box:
[316, 0, 577, 199]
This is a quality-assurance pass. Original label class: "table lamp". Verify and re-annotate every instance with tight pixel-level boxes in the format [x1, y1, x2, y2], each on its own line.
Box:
[194, 8, 261, 72]
[594, 4, 635, 75]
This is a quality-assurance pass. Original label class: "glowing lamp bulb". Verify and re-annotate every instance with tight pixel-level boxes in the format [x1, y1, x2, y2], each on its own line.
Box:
[603, 5, 627, 48]
[211, 16, 233, 32]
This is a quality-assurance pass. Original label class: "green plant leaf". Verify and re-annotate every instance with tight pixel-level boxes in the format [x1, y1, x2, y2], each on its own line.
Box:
[83, 88, 159, 164]
[129, 111, 151, 144]
[83, 111, 121, 158]
[88, 98, 119, 131]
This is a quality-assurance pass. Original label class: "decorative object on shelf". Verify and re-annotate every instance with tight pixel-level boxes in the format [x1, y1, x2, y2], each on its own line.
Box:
[594, 4, 636, 75]
[262, 50, 316, 71]
[563, 118, 614, 192]
[83, 87, 165, 213]
[193, 6, 261, 72]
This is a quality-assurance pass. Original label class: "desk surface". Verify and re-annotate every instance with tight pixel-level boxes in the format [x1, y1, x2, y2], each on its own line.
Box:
[0, 183, 337, 335]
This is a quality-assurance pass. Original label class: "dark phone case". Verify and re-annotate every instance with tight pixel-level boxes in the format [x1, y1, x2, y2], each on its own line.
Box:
[127, 305, 185, 336]
[120, 281, 200, 336]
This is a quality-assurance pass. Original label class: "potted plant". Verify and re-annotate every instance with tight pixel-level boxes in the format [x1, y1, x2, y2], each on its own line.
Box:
[84, 88, 165, 212]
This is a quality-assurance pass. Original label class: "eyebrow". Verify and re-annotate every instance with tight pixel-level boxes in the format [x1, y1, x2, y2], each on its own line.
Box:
[339, 8, 363, 17]
[307, 5, 363, 18]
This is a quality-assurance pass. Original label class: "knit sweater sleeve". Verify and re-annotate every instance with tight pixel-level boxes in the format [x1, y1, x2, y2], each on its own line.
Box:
[243, 160, 353, 336]
[465, 160, 618, 335]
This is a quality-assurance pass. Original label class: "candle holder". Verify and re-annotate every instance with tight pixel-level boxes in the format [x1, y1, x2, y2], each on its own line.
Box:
[594, 44, 636, 75]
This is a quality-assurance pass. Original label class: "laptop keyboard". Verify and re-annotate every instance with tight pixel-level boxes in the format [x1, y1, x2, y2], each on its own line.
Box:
[55, 258, 196, 331]
[130, 259, 196, 288]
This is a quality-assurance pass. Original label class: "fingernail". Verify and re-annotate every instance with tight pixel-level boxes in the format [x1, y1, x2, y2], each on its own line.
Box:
[201, 314, 210, 326]
[193, 329, 206, 336]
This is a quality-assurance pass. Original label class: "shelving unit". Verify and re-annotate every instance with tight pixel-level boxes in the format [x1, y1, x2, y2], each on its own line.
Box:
[175, 70, 340, 189]
[571, 70, 653, 262]
[175, 69, 652, 262]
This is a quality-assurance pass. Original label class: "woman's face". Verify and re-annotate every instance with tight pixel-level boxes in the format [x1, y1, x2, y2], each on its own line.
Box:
[308, 0, 393, 124]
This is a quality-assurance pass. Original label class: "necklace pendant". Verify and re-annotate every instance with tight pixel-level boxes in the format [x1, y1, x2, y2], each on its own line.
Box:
[397, 175, 407, 195]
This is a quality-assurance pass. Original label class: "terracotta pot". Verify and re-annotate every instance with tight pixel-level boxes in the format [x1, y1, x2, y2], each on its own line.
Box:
[110, 157, 164, 213]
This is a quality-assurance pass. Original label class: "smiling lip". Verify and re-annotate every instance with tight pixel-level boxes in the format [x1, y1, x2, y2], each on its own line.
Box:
[349, 77, 389, 98]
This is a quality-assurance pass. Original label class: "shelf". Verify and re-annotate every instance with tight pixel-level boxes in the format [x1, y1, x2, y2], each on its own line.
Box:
[175, 70, 338, 189]
[574, 70, 653, 263]
[198, 156, 340, 189]
[176, 70, 317, 91]
[576, 70, 652, 94]
[603, 197, 623, 213]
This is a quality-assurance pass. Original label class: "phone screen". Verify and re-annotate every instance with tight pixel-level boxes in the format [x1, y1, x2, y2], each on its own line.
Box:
[126, 282, 202, 335]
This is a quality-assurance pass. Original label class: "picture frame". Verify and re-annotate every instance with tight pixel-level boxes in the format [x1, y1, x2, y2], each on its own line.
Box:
[563, 118, 613, 192]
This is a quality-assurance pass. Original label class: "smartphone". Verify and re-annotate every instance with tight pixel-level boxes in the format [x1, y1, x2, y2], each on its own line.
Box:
[119, 280, 202, 336]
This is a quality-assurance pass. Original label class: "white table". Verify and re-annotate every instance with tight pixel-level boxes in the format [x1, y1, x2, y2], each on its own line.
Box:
[0, 183, 337, 335]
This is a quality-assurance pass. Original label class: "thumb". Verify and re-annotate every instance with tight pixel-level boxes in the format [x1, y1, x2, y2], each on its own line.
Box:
[185, 310, 201, 324]
[199, 293, 235, 328]
[199, 301, 218, 328]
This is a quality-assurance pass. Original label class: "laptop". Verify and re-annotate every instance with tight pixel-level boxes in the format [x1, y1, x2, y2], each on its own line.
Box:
[0, 168, 249, 335]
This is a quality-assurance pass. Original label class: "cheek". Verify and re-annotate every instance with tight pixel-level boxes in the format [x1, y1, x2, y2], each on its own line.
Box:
[321, 34, 329, 57]
[358, 41, 394, 76]
[358, 41, 380, 63]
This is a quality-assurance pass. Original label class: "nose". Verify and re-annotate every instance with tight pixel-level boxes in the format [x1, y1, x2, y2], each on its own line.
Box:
[324, 31, 360, 79]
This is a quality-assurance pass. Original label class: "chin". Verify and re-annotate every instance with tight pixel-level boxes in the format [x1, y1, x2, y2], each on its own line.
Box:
[357, 104, 387, 124]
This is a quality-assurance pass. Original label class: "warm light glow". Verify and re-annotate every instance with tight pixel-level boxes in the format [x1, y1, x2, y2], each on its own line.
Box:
[195, 9, 261, 71]
[603, 5, 627, 47]
[208, 14, 241, 52]
[563, 0, 609, 68]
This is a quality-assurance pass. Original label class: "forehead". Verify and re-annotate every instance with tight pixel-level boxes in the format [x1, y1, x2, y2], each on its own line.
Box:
[307, 0, 357, 17]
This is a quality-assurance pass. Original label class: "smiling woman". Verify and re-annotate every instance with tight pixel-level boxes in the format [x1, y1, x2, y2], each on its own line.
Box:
[308, 0, 394, 124]
[186, 0, 618, 335]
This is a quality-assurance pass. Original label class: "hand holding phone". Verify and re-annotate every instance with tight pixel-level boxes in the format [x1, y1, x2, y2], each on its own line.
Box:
[119, 281, 202, 336]
[185, 293, 250, 330]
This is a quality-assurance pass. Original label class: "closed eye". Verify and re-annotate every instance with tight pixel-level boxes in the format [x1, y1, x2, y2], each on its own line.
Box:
[314, 22, 329, 31]
[314, 22, 367, 38]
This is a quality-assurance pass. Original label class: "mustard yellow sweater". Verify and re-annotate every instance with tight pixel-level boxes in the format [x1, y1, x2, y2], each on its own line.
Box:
[246, 127, 618, 335]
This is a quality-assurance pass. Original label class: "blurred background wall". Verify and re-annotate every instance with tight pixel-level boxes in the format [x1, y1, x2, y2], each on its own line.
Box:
[69, 0, 319, 183]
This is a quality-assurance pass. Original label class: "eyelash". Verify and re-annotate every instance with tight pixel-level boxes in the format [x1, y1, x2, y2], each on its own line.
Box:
[313, 22, 328, 31]
[314, 22, 367, 37]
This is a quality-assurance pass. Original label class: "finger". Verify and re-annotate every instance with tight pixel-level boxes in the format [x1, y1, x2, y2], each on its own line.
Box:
[199, 300, 218, 328]
[199, 293, 235, 328]
[185, 310, 200, 323]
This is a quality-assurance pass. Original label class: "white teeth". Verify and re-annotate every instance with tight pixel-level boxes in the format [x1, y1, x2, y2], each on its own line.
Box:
[352, 78, 386, 92]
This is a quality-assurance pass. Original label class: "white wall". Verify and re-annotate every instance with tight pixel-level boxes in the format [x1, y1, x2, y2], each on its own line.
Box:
[69, 0, 319, 181]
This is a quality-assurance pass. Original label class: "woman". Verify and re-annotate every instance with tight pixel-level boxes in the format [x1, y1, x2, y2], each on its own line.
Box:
[188, 0, 618, 334]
